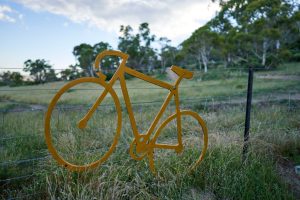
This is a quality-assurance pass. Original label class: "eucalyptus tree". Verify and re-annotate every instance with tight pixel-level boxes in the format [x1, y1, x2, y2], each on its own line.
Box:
[118, 22, 156, 72]
[0, 71, 23, 86]
[73, 42, 113, 76]
[212, 0, 299, 68]
[93, 42, 119, 73]
[182, 25, 220, 73]
[158, 37, 178, 73]
[60, 65, 81, 81]
[72, 43, 94, 76]
[0, 71, 13, 85]
[280, 9, 300, 61]
[208, 15, 236, 68]
[45, 69, 58, 82]
[23, 59, 54, 83]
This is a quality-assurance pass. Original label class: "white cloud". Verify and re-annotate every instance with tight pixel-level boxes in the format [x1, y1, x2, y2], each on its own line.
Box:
[0, 5, 16, 22]
[12, 0, 219, 44]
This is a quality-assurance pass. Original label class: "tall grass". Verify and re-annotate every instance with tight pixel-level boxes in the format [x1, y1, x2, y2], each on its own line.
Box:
[1, 100, 299, 199]
[1, 62, 299, 199]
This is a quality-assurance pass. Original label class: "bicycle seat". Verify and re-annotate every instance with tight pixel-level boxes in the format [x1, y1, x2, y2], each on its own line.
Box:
[171, 65, 193, 79]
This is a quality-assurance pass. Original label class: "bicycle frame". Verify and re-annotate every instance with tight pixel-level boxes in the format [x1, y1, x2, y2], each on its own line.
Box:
[45, 50, 207, 173]
[78, 51, 185, 156]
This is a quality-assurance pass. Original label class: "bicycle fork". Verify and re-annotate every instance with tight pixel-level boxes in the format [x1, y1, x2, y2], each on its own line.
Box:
[77, 79, 110, 129]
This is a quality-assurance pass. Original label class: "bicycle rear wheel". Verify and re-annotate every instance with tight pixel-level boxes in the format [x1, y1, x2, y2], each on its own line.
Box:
[45, 77, 122, 171]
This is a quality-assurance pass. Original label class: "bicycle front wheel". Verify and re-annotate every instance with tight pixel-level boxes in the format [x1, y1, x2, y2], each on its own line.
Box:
[45, 77, 122, 171]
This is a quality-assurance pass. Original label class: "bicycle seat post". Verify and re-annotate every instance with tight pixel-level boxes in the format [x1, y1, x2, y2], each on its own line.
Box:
[174, 76, 184, 89]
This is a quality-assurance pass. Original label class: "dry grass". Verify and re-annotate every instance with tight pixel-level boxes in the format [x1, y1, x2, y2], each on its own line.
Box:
[1, 63, 300, 199]
[0, 101, 299, 199]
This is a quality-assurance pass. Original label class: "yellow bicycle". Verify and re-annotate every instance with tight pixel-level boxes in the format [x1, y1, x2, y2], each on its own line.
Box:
[45, 50, 208, 173]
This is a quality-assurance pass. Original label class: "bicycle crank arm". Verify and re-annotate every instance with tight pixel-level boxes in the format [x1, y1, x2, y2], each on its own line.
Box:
[154, 143, 183, 153]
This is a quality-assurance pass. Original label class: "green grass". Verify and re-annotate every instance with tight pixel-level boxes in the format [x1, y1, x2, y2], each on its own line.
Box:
[266, 62, 300, 76]
[0, 62, 300, 199]
[0, 75, 298, 107]
[0, 62, 299, 108]
[0, 101, 299, 199]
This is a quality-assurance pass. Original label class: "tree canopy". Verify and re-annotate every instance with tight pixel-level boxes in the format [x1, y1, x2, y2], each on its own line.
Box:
[181, 0, 300, 69]
[2, 0, 299, 86]
[23, 59, 56, 83]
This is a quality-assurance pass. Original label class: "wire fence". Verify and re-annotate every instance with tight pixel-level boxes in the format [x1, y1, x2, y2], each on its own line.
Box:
[1, 92, 298, 160]
[0, 90, 298, 115]
[0, 66, 272, 72]
[0, 69, 299, 199]
[0, 103, 299, 199]
[0, 86, 244, 92]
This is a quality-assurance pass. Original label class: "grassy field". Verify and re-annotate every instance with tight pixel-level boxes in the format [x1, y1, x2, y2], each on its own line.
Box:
[0, 63, 300, 199]
[0, 64, 299, 108]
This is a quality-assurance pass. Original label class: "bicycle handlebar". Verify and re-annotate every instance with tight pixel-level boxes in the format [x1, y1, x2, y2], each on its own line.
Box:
[94, 50, 129, 71]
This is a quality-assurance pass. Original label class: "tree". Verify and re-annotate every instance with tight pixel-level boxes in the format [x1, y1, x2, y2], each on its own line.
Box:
[209, 16, 236, 68]
[182, 25, 220, 73]
[0, 71, 23, 86]
[158, 37, 178, 73]
[281, 10, 300, 61]
[118, 22, 156, 72]
[93, 42, 119, 73]
[0, 71, 12, 85]
[211, 0, 299, 68]
[60, 65, 81, 81]
[73, 42, 113, 76]
[73, 43, 94, 76]
[44, 69, 58, 82]
[23, 59, 55, 83]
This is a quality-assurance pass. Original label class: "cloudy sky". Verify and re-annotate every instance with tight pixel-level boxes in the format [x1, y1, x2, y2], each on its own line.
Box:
[0, 0, 219, 70]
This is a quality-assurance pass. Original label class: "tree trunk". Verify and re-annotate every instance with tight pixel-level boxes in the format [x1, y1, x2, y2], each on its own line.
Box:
[225, 54, 231, 69]
[276, 40, 280, 50]
[197, 54, 202, 70]
[161, 59, 167, 74]
[262, 38, 267, 67]
[200, 49, 208, 73]
[203, 61, 208, 73]
[89, 66, 94, 77]
[147, 62, 152, 73]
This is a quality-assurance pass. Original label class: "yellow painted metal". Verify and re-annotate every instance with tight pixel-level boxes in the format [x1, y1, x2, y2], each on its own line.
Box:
[44, 50, 208, 173]
[44, 77, 122, 171]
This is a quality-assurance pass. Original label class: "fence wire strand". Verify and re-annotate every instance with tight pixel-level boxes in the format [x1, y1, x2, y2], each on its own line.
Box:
[0, 80, 299, 196]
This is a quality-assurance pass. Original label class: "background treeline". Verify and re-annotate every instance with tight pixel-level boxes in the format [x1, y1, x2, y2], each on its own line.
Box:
[1, 0, 299, 86]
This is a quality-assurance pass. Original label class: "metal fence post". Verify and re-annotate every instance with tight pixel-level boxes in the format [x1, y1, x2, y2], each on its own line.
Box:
[242, 66, 254, 162]
[288, 91, 291, 110]
[1, 112, 4, 135]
